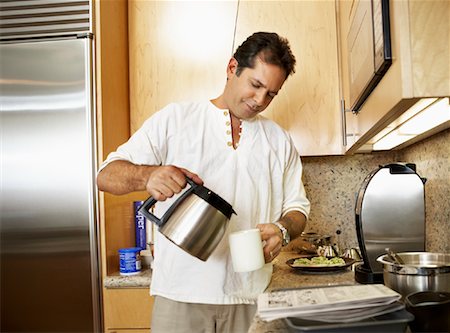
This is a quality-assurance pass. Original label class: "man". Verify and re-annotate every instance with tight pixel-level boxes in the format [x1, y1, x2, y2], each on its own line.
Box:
[97, 32, 310, 333]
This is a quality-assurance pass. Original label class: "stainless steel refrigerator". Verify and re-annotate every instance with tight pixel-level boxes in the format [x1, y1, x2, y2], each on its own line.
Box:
[0, 25, 102, 333]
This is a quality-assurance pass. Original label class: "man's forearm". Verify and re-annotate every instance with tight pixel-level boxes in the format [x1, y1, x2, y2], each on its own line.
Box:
[97, 160, 156, 195]
[279, 210, 307, 240]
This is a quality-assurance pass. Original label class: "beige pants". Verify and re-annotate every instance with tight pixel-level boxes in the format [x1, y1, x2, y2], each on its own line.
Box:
[151, 296, 257, 333]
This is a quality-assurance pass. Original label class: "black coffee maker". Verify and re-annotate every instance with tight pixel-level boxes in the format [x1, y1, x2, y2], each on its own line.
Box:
[354, 163, 427, 284]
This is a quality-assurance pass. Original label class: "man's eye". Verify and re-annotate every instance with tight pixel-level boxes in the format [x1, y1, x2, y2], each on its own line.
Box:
[251, 83, 260, 88]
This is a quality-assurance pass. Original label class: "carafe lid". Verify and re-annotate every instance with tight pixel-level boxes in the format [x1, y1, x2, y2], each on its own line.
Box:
[188, 179, 236, 219]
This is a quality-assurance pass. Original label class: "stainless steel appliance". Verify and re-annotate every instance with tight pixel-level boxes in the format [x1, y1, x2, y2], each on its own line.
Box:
[139, 177, 236, 261]
[354, 163, 426, 284]
[0, 1, 101, 331]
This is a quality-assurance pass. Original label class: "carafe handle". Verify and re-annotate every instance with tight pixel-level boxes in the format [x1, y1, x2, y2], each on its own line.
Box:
[137, 177, 198, 227]
[138, 197, 162, 226]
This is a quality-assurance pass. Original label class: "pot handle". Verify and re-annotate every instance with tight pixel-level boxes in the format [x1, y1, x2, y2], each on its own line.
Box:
[138, 197, 162, 227]
[138, 177, 198, 227]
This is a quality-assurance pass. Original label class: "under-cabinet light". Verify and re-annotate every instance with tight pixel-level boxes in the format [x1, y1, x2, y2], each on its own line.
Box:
[373, 97, 450, 150]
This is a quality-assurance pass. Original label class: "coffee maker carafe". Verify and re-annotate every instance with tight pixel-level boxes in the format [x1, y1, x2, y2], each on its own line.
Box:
[355, 163, 426, 283]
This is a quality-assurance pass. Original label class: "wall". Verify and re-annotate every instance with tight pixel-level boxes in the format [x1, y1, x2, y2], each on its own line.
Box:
[401, 128, 450, 253]
[301, 128, 450, 253]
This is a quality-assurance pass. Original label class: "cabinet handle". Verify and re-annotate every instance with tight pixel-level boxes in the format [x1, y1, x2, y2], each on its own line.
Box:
[341, 99, 347, 147]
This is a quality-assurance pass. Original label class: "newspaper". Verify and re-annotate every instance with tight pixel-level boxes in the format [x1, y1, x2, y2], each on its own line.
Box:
[257, 284, 402, 322]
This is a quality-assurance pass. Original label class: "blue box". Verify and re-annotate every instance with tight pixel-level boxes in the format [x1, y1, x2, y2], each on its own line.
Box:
[134, 201, 146, 249]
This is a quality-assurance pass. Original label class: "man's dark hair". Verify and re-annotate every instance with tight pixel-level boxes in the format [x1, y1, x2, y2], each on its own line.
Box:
[233, 32, 296, 79]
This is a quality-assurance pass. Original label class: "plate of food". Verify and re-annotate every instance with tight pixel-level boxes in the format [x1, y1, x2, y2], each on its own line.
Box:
[286, 255, 356, 273]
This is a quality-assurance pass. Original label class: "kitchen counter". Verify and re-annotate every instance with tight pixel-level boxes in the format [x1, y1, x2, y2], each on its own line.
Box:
[248, 251, 357, 332]
[104, 269, 152, 288]
[103, 251, 357, 331]
[264, 251, 357, 292]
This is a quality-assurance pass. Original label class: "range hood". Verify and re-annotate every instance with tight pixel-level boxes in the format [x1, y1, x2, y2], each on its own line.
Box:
[344, 0, 449, 154]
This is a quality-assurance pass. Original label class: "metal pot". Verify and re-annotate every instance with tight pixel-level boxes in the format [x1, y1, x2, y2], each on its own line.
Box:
[138, 178, 235, 261]
[405, 291, 450, 333]
[377, 252, 450, 298]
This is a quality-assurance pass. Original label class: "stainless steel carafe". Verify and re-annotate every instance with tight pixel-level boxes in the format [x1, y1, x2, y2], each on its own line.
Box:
[138, 178, 236, 261]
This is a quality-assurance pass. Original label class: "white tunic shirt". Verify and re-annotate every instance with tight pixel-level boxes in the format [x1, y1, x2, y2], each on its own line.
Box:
[100, 100, 310, 304]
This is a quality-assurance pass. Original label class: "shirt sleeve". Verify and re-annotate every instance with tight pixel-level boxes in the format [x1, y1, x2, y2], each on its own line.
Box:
[98, 104, 175, 173]
[281, 136, 311, 219]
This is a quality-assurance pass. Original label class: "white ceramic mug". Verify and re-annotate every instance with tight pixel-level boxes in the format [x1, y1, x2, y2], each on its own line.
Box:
[229, 228, 265, 272]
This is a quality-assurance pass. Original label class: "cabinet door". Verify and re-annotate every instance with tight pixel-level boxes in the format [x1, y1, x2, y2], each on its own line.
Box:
[128, 0, 238, 132]
[234, 1, 343, 156]
[336, 0, 358, 149]
[103, 288, 154, 330]
[338, 0, 450, 153]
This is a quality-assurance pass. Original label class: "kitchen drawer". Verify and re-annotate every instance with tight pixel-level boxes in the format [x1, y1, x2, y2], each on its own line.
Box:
[103, 288, 154, 330]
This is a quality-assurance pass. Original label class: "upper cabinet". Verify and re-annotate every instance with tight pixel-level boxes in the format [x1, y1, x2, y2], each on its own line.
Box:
[128, 1, 344, 156]
[128, 0, 238, 133]
[234, 1, 343, 156]
[338, 0, 450, 153]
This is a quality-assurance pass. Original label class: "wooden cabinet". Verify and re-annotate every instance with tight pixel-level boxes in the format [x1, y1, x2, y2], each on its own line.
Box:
[103, 288, 154, 332]
[234, 1, 343, 156]
[337, 0, 450, 153]
[95, 0, 138, 275]
[128, 0, 238, 132]
[95, 1, 154, 331]
[336, 0, 356, 149]
[128, 1, 343, 156]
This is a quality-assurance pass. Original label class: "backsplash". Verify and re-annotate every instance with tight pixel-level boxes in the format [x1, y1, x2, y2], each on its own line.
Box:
[301, 128, 450, 254]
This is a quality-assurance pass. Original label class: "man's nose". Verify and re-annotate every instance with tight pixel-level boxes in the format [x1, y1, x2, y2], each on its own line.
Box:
[253, 90, 266, 107]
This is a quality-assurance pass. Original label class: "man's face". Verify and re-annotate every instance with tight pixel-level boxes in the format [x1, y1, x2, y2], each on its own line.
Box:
[224, 56, 287, 120]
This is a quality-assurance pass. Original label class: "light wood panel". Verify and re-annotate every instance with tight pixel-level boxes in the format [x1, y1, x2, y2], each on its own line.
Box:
[128, 0, 238, 132]
[94, 2, 153, 331]
[103, 289, 154, 330]
[104, 191, 148, 274]
[234, 1, 343, 156]
[95, 0, 130, 162]
[409, 0, 449, 97]
[336, 0, 357, 148]
[347, 0, 374, 108]
[94, 0, 131, 280]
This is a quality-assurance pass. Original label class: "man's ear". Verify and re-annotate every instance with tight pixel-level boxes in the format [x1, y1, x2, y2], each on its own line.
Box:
[227, 58, 238, 78]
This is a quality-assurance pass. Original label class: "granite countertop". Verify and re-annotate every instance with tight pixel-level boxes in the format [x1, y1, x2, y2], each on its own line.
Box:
[264, 251, 356, 292]
[103, 252, 355, 290]
[103, 251, 358, 332]
[104, 268, 152, 288]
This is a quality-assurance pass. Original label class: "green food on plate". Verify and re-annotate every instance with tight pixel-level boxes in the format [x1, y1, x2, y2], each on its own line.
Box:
[293, 256, 345, 266]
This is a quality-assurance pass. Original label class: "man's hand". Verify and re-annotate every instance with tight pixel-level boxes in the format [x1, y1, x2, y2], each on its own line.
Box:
[256, 210, 307, 263]
[97, 160, 202, 198]
[257, 223, 283, 263]
[146, 166, 203, 201]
